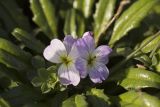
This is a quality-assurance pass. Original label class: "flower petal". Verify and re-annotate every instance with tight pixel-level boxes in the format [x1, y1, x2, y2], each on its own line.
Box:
[43, 39, 67, 63]
[82, 31, 95, 53]
[75, 58, 87, 78]
[89, 62, 109, 83]
[58, 64, 80, 86]
[94, 45, 112, 64]
[75, 32, 94, 59]
[63, 36, 76, 54]
[68, 43, 79, 60]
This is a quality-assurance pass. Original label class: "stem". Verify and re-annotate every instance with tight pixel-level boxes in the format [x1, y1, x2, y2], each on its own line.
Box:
[110, 31, 160, 75]
[95, 0, 130, 45]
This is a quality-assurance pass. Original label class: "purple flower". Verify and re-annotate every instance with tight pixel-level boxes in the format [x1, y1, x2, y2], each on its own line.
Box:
[43, 36, 80, 86]
[75, 32, 112, 83]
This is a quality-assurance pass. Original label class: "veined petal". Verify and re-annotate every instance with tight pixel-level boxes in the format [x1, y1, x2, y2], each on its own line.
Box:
[68, 43, 79, 60]
[58, 64, 80, 86]
[94, 45, 112, 64]
[43, 39, 67, 63]
[75, 38, 89, 59]
[89, 62, 109, 83]
[75, 58, 87, 78]
[63, 36, 76, 54]
[82, 32, 95, 53]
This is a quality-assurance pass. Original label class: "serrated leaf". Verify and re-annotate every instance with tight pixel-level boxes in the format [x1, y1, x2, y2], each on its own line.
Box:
[0, 38, 31, 63]
[75, 95, 88, 107]
[109, 0, 158, 46]
[62, 96, 76, 107]
[41, 83, 51, 93]
[94, 0, 116, 39]
[12, 28, 45, 53]
[119, 91, 160, 107]
[30, 0, 53, 39]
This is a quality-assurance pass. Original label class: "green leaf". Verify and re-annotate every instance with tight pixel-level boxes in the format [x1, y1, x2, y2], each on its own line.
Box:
[12, 28, 45, 53]
[31, 56, 45, 69]
[119, 91, 160, 107]
[0, 38, 31, 63]
[73, 0, 95, 18]
[75, 95, 88, 107]
[64, 9, 77, 37]
[39, 0, 58, 37]
[30, 0, 54, 39]
[87, 88, 110, 107]
[49, 91, 68, 107]
[62, 94, 88, 107]
[111, 68, 160, 89]
[0, 98, 10, 107]
[140, 34, 160, 53]
[0, 49, 30, 71]
[62, 96, 76, 107]
[41, 83, 51, 93]
[0, 0, 31, 32]
[31, 77, 43, 87]
[94, 0, 116, 40]
[109, 0, 158, 46]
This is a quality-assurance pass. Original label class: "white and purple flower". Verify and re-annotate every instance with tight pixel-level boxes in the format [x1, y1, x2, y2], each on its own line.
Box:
[43, 32, 112, 86]
[43, 36, 80, 86]
[75, 32, 112, 83]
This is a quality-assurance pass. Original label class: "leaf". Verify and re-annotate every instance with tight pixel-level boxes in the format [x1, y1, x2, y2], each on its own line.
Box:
[119, 91, 160, 107]
[75, 95, 88, 107]
[62, 94, 88, 107]
[1, 85, 42, 107]
[64, 9, 77, 37]
[0, 98, 10, 107]
[0, 0, 31, 32]
[39, 0, 58, 37]
[109, 0, 158, 46]
[49, 91, 68, 107]
[62, 96, 76, 107]
[73, 0, 95, 18]
[0, 49, 30, 71]
[12, 28, 45, 53]
[0, 38, 31, 63]
[111, 68, 160, 89]
[94, 0, 116, 39]
[87, 88, 110, 107]
[140, 34, 160, 53]
[30, 0, 54, 39]
[31, 56, 45, 69]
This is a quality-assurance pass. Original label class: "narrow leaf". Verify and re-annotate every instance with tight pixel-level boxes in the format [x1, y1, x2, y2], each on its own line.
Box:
[109, 0, 158, 46]
[12, 28, 45, 53]
[94, 0, 116, 39]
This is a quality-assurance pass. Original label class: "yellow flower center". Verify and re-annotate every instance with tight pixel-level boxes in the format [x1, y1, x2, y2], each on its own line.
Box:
[87, 55, 96, 67]
[61, 56, 72, 65]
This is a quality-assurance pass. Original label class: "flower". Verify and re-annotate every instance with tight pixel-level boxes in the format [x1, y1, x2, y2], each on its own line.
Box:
[43, 36, 80, 86]
[75, 32, 112, 83]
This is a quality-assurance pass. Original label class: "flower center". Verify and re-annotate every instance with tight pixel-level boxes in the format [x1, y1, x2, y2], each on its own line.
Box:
[61, 56, 72, 65]
[87, 55, 96, 67]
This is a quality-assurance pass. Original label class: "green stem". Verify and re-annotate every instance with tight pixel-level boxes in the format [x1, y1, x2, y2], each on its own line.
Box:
[110, 31, 160, 75]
